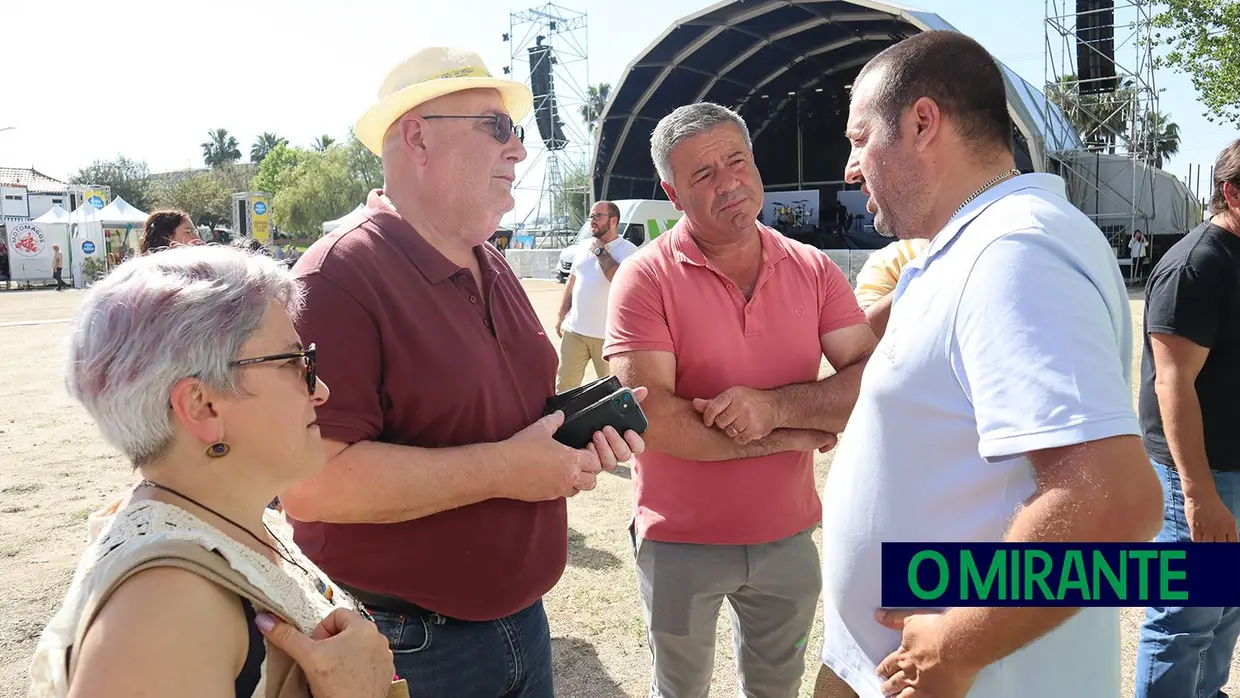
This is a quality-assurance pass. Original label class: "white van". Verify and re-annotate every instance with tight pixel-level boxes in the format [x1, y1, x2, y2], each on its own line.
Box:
[556, 199, 685, 283]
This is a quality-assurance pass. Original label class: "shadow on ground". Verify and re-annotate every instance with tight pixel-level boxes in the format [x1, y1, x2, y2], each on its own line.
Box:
[551, 637, 630, 698]
[568, 528, 622, 570]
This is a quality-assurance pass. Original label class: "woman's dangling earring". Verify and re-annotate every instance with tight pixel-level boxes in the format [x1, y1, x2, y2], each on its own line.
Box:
[205, 441, 230, 458]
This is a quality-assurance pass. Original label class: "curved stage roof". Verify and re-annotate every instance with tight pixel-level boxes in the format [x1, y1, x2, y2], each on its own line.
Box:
[592, 0, 1082, 201]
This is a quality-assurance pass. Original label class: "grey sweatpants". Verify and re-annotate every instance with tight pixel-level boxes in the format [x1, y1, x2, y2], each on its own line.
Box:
[634, 526, 822, 698]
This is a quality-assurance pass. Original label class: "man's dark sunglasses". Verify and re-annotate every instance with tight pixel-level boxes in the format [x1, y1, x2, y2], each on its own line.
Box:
[233, 343, 317, 395]
[421, 113, 524, 145]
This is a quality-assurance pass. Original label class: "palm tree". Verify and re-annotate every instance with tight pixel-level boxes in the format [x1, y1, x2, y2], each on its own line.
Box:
[251, 132, 287, 164]
[579, 83, 612, 134]
[1045, 74, 1135, 153]
[201, 128, 242, 169]
[312, 135, 336, 153]
[1137, 111, 1181, 169]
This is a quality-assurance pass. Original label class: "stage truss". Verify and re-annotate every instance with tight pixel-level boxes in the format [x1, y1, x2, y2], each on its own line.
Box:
[504, 2, 592, 248]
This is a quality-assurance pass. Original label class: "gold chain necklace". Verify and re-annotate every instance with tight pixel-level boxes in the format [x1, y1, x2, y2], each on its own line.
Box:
[953, 169, 1021, 218]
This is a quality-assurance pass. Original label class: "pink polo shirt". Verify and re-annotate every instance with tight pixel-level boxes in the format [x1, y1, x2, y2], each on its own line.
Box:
[603, 220, 866, 545]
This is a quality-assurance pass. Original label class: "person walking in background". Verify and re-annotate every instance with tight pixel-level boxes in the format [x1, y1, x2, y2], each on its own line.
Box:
[816, 31, 1161, 698]
[50, 244, 67, 290]
[606, 101, 874, 698]
[554, 199, 638, 391]
[1130, 228, 1148, 282]
[1134, 139, 1240, 698]
[279, 46, 646, 698]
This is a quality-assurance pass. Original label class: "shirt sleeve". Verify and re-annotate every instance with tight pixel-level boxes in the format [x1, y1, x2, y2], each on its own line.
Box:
[952, 230, 1139, 461]
[817, 252, 868, 335]
[293, 270, 385, 445]
[1144, 255, 1228, 349]
[603, 256, 674, 359]
[609, 240, 640, 264]
[853, 246, 902, 309]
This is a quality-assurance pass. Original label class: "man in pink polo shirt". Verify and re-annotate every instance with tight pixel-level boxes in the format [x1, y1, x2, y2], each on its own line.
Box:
[604, 102, 876, 697]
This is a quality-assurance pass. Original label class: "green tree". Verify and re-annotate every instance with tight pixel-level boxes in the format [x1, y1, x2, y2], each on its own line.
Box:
[151, 172, 231, 228]
[556, 158, 591, 231]
[1136, 110, 1182, 169]
[579, 83, 611, 134]
[312, 135, 337, 153]
[251, 142, 313, 198]
[70, 156, 153, 210]
[1045, 74, 1136, 153]
[202, 128, 242, 169]
[345, 129, 383, 191]
[1151, 0, 1240, 127]
[250, 132, 286, 164]
[272, 147, 369, 236]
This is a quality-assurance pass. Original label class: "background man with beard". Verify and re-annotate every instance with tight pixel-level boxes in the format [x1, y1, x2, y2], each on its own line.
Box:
[555, 199, 638, 391]
[605, 102, 875, 698]
[815, 31, 1161, 698]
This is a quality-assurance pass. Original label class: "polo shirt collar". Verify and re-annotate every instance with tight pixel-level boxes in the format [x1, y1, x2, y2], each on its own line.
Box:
[365, 189, 500, 284]
[923, 172, 1067, 262]
[670, 218, 790, 269]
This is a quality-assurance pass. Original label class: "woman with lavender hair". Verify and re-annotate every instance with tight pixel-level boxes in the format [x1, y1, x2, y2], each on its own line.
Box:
[27, 245, 397, 698]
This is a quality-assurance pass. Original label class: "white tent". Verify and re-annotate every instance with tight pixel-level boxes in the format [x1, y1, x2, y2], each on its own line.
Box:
[95, 196, 148, 260]
[67, 203, 108, 287]
[5, 206, 74, 287]
[322, 204, 366, 234]
[97, 196, 149, 225]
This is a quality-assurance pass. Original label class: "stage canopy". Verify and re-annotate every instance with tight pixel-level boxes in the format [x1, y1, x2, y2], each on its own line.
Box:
[592, 0, 1082, 202]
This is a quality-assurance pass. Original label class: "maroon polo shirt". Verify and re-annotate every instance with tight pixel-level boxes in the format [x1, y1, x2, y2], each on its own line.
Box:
[288, 190, 564, 622]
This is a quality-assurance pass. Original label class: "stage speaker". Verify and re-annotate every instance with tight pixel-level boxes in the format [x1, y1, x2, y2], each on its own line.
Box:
[528, 45, 568, 150]
[1076, 0, 1117, 95]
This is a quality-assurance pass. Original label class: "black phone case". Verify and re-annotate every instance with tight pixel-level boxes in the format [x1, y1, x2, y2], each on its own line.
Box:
[553, 388, 649, 450]
[544, 375, 621, 417]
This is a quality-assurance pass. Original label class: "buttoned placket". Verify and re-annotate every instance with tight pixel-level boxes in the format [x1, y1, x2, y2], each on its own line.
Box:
[452, 269, 498, 339]
[714, 259, 777, 337]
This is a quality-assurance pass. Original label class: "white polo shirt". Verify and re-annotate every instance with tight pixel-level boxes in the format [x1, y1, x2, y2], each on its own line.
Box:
[563, 237, 639, 339]
[819, 174, 1137, 698]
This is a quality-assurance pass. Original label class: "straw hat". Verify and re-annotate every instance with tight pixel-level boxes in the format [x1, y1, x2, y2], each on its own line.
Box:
[354, 47, 533, 156]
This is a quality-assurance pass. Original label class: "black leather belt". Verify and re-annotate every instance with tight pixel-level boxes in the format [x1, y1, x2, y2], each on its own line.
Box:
[337, 582, 443, 619]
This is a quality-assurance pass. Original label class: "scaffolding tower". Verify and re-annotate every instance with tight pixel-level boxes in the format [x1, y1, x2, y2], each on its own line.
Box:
[1043, 0, 1160, 256]
[503, 3, 591, 248]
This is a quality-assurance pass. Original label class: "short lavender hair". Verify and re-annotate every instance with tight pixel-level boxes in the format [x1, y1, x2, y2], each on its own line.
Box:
[65, 244, 304, 466]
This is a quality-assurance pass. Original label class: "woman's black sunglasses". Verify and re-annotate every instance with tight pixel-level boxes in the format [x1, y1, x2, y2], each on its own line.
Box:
[233, 343, 317, 395]
[421, 113, 524, 145]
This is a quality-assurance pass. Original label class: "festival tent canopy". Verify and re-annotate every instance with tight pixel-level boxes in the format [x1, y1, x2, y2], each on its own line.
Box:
[97, 196, 149, 225]
[58, 203, 108, 287]
[32, 204, 72, 225]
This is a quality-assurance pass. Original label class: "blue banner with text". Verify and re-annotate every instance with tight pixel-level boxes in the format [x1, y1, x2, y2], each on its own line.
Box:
[881, 542, 1240, 607]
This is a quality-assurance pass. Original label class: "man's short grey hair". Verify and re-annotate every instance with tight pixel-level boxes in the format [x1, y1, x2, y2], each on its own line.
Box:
[65, 244, 305, 467]
[650, 102, 753, 184]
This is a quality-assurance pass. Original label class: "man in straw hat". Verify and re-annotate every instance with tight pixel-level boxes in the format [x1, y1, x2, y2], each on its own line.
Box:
[280, 46, 648, 697]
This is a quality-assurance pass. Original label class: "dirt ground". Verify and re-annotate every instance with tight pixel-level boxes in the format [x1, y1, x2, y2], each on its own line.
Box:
[0, 280, 1234, 697]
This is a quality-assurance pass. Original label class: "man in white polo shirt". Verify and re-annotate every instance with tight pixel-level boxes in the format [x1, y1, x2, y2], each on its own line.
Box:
[815, 31, 1163, 698]
[555, 200, 639, 391]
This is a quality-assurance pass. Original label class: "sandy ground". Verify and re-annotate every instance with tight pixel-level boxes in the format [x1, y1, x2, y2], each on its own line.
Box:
[0, 279, 1234, 697]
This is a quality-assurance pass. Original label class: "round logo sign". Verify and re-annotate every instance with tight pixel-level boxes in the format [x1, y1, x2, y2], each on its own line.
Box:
[8, 223, 46, 258]
[88, 195, 104, 210]
[253, 201, 268, 216]
[82, 240, 96, 255]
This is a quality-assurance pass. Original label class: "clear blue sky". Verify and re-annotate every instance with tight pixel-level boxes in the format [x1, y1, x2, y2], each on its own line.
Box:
[2, 0, 1233, 226]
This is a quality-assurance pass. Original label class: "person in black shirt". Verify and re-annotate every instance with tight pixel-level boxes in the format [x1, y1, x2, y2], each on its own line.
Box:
[1134, 138, 1240, 698]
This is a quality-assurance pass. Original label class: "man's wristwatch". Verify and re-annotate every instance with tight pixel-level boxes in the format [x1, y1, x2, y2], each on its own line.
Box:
[594, 245, 605, 256]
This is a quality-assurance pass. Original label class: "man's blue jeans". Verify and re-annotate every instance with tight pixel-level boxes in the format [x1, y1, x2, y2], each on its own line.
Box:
[1135, 459, 1240, 698]
[369, 598, 554, 698]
